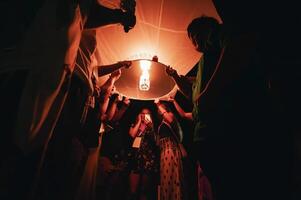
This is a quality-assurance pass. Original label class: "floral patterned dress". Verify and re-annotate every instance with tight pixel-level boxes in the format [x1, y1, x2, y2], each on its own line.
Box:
[129, 127, 159, 174]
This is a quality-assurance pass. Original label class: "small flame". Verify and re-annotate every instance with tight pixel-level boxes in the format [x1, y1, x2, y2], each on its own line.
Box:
[139, 60, 151, 91]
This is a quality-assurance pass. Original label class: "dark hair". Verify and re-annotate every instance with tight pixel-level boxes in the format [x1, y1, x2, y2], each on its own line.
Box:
[156, 101, 172, 123]
[139, 107, 152, 115]
[187, 16, 220, 41]
[157, 102, 171, 113]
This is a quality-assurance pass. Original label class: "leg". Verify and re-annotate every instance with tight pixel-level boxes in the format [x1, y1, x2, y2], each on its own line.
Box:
[128, 171, 140, 200]
[140, 174, 151, 200]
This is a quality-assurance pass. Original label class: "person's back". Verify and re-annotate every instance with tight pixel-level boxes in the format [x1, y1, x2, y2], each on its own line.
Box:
[185, 15, 271, 199]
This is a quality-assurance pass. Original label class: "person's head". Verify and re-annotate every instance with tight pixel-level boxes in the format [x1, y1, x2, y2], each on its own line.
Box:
[138, 108, 153, 124]
[187, 16, 220, 53]
[156, 102, 175, 124]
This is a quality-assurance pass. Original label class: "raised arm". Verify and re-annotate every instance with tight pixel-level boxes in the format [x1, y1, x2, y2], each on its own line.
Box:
[165, 66, 193, 99]
[129, 115, 142, 138]
[98, 61, 131, 77]
[105, 93, 122, 121]
[99, 70, 121, 116]
[155, 101, 175, 125]
[168, 96, 193, 121]
[84, 1, 136, 31]
[112, 97, 130, 122]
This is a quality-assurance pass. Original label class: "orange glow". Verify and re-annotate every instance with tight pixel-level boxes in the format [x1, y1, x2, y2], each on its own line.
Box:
[114, 60, 175, 100]
[139, 60, 151, 91]
[96, 0, 221, 75]
[139, 60, 151, 71]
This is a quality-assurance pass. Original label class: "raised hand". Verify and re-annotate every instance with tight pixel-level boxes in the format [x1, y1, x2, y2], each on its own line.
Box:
[111, 92, 121, 102]
[120, 0, 136, 32]
[154, 98, 160, 104]
[123, 96, 131, 106]
[116, 93, 123, 102]
[119, 60, 132, 68]
[110, 69, 122, 80]
[144, 114, 153, 127]
[137, 113, 143, 123]
[165, 65, 178, 77]
[120, 0, 136, 13]
[167, 96, 174, 103]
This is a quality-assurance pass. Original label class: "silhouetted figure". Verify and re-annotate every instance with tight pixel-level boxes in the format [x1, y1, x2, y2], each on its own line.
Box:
[0, 1, 136, 200]
[96, 94, 131, 200]
[166, 14, 271, 199]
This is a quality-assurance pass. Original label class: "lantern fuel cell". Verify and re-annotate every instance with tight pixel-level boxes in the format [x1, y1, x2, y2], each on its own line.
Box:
[139, 60, 151, 91]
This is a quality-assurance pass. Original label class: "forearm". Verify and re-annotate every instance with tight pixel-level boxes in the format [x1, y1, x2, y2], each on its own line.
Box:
[173, 100, 193, 121]
[100, 113, 108, 122]
[129, 123, 140, 138]
[99, 96, 110, 116]
[172, 74, 192, 99]
[99, 87, 112, 116]
[112, 104, 128, 121]
[98, 62, 124, 77]
[106, 101, 118, 121]
[85, 2, 124, 29]
[184, 113, 193, 120]
[100, 76, 115, 90]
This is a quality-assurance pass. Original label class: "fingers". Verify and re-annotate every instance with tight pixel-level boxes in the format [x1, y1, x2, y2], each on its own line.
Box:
[116, 69, 122, 76]
[154, 98, 160, 104]
[165, 65, 176, 76]
[138, 114, 143, 122]
[110, 69, 122, 80]
[123, 60, 132, 68]
[120, 0, 136, 12]
[167, 96, 174, 102]
[119, 60, 132, 68]
[121, 12, 136, 32]
[145, 119, 153, 127]
[123, 96, 131, 105]
[110, 61, 132, 82]
[117, 94, 123, 101]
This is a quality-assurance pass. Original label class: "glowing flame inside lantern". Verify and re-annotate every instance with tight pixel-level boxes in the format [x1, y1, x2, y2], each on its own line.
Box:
[139, 60, 151, 91]
[139, 72, 150, 91]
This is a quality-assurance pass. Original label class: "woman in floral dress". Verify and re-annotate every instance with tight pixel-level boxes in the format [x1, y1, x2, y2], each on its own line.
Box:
[127, 107, 159, 200]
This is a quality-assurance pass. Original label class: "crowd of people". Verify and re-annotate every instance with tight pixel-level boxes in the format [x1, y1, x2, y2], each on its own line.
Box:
[1, 0, 297, 200]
